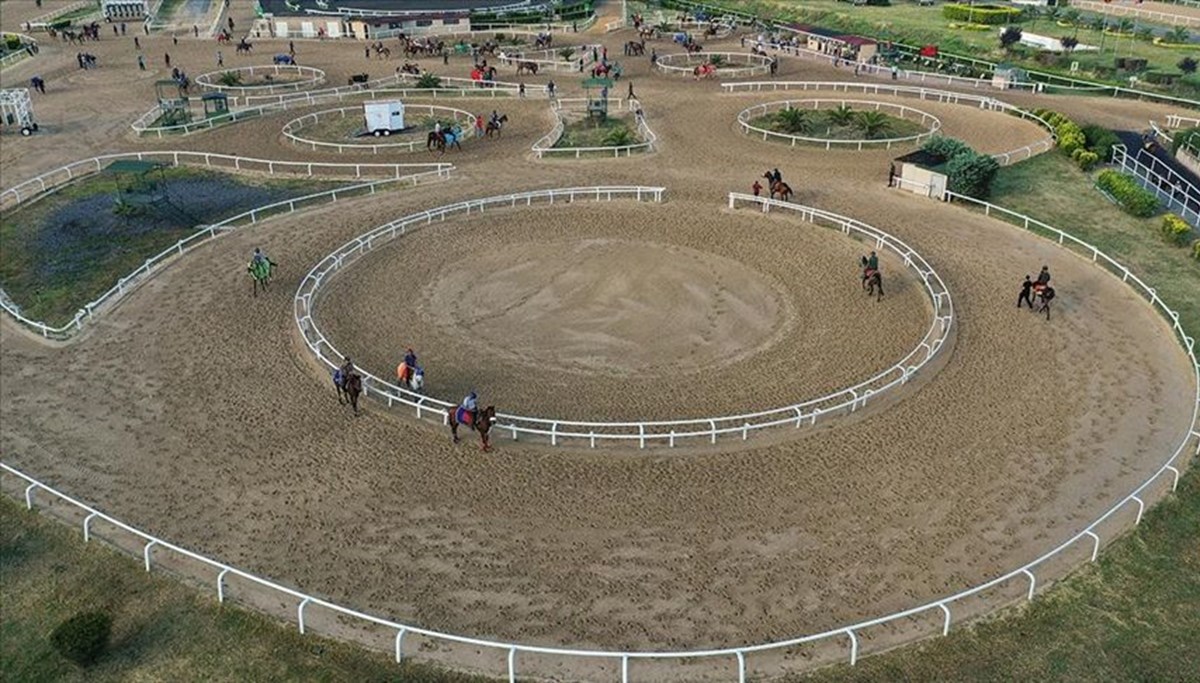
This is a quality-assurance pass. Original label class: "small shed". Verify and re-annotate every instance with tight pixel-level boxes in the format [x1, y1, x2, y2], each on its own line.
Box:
[581, 76, 612, 121]
[892, 149, 947, 199]
[202, 91, 229, 118]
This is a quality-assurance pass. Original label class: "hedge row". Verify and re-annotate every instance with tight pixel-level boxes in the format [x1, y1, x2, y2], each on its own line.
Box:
[1031, 109, 1122, 170]
[942, 4, 1022, 25]
[1096, 170, 1160, 218]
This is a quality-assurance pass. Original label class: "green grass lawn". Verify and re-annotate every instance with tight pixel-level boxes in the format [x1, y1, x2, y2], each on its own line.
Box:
[0, 168, 340, 326]
[750, 105, 928, 141]
[553, 114, 642, 148]
[0, 497, 491, 683]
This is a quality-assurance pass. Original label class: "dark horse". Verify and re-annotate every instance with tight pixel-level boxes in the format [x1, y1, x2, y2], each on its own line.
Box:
[762, 173, 794, 201]
[860, 256, 884, 301]
[247, 258, 276, 297]
[334, 369, 363, 416]
[485, 114, 508, 138]
[449, 404, 496, 451]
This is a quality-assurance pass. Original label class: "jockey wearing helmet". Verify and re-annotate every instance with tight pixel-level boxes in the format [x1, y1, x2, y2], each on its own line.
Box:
[398, 348, 418, 384]
[462, 391, 478, 413]
[867, 250, 878, 273]
[252, 247, 267, 266]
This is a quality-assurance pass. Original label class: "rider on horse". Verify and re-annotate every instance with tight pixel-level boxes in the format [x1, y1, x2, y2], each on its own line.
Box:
[459, 390, 479, 425]
[1036, 265, 1051, 287]
[862, 251, 879, 281]
[398, 348, 418, 383]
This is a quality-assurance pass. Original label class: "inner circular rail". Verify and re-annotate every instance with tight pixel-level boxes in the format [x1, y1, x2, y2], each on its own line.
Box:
[655, 52, 773, 78]
[294, 187, 954, 448]
[195, 64, 326, 96]
[738, 99, 942, 150]
[282, 104, 477, 154]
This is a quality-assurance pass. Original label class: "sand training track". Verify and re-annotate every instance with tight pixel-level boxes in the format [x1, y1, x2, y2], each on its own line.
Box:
[1, 8, 1197, 678]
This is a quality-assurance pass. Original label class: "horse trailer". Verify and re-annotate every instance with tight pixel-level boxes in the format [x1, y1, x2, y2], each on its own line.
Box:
[363, 100, 404, 136]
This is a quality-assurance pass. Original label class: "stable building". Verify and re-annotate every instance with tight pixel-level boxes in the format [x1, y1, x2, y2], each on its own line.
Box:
[256, 0, 538, 39]
[103, 0, 150, 20]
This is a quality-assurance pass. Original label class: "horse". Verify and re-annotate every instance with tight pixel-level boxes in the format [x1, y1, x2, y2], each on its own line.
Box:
[1036, 285, 1055, 320]
[398, 62, 420, 75]
[693, 63, 716, 79]
[449, 404, 496, 451]
[273, 53, 295, 65]
[373, 43, 391, 60]
[762, 175, 793, 201]
[626, 40, 645, 56]
[863, 269, 884, 301]
[334, 369, 363, 416]
[236, 40, 252, 54]
[427, 127, 464, 153]
[247, 258, 276, 297]
[396, 364, 425, 393]
[638, 26, 659, 40]
[516, 60, 539, 75]
[485, 114, 508, 138]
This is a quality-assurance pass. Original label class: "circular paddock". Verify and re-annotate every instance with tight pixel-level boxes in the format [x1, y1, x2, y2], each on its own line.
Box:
[737, 99, 942, 151]
[195, 64, 327, 96]
[656, 51, 772, 78]
[299, 190, 951, 445]
[282, 104, 477, 154]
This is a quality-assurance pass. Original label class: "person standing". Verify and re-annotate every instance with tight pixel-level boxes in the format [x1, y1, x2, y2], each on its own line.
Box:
[519, 82, 525, 98]
[164, 52, 170, 67]
[134, 35, 140, 49]
[216, 50, 223, 67]
[1017, 275, 1034, 309]
[193, 24, 199, 38]
[475, 113, 484, 138]
[1036, 265, 1051, 287]
[137, 54, 146, 70]
[752, 179, 763, 197]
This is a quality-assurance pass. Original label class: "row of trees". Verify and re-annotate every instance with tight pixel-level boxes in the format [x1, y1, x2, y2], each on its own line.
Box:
[773, 105, 895, 138]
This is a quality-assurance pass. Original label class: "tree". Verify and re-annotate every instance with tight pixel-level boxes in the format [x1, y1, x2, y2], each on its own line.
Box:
[217, 71, 243, 86]
[854, 110, 892, 139]
[1062, 8, 1081, 29]
[775, 106, 811, 134]
[1166, 26, 1190, 44]
[1179, 56, 1198, 75]
[1117, 18, 1134, 34]
[415, 72, 442, 88]
[1000, 26, 1024, 51]
[557, 47, 575, 60]
[1089, 16, 1107, 32]
[1135, 27, 1153, 42]
[602, 125, 636, 146]
[1060, 35, 1079, 51]
[826, 104, 855, 127]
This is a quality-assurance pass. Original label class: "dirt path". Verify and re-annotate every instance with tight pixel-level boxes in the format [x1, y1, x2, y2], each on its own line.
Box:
[1, 22, 1196, 679]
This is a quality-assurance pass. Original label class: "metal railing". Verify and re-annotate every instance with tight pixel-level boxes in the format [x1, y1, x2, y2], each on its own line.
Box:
[282, 104, 477, 154]
[1166, 114, 1200, 129]
[195, 64, 327, 95]
[723, 82, 1058, 165]
[0, 32, 38, 71]
[295, 189, 952, 447]
[532, 98, 657, 157]
[4, 189, 1196, 676]
[497, 44, 600, 72]
[655, 51, 772, 78]
[736, 99, 942, 151]
[1111, 144, 1200, 227]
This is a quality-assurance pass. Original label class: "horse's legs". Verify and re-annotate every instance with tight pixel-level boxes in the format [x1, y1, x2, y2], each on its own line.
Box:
[479, 428, 491, 452]
[351, 390, 360, 416]
[449, 417, 460, 443]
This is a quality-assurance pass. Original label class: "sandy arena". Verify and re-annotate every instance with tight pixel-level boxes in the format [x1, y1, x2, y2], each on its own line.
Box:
[1, 2, 1197, 678]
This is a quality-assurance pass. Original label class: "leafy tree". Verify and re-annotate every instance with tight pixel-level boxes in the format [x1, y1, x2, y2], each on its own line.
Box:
[1060, 35, 1079, 51]
[415, 72, 442, 88]
[1000, 25, 1024, 50]
[854, 110, 892, 139]
[1179, 56, 1198, 75]
[558, 46, 575, 60]
[602, 125, 636, 146]
[217, 71, 243, 87]
[775, 106, 811, 134]
[1166, 26, 1190, 44]
[1117, 18, 1134, 34]
[826, 103, 855, 127]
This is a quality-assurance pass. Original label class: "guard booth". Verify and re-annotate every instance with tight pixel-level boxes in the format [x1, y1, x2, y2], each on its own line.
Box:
[202, 92, 229, 118]
[103, 159, 170, 214]
[892, 149, 947, 199]
[155, 79, 191, 126]
[0, 88, 38, 136]
[582, 76, 612, 122]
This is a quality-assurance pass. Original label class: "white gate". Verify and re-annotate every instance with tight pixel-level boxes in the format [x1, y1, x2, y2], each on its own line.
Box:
[0, 88, 36, 135]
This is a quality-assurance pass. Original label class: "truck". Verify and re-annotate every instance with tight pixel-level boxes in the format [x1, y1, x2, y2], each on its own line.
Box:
[362, 100, 404, 137]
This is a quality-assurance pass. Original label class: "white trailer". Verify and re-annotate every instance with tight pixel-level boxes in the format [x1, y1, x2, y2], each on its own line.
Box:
[363, 100, 404, 136]
[0, 88, 37, 136]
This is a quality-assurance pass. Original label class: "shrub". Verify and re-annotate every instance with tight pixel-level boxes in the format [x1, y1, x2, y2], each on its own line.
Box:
[1161, 213, 1193, 246]
[1193, 238, 1200, 261]
[1096, 170, 1160, 218]
[1060, 35, 1078, 51]
[1035, 108, 1086, 155]
[942, 3, 1022, 24]
[5, 35, 21, 50]
[1081, 124, 1120, 162]
[922, 135, 972, 160]
[1072, 148, 1100, 171]
[216, 71, 243, 87]
[1180, 56, 1198, 75]
[50, 612, 112, 667]
[1172, 127, 1199, 154]
[944, 150, 1000, 198]
[1000, 26, 1023, 50]
[415, 72, 442, 88]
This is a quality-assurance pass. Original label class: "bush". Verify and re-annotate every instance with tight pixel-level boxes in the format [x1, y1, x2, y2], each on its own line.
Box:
[50, 612, 112, 667]
[922, 135, 972, 160]
[1000, 26, 1023, 49]
[1081, 123, 1120, 162]
[942, 3, 1022, 24]
[5, 35, 21, 50]
[1072, 148, 1100, 170]
[415, 72, 442, 88]
[1172, 127, 1199, 154]
[1192, 238, 1200, 261]
[945, 150, 1000, 198]
[1034, 108, 1087, 155]
[1161, 213, 1193, 246]
[1096, 170, 1160, 218]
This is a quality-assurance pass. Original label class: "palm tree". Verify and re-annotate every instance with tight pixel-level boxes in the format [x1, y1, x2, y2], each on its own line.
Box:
[1117, 18, 1134, 35]
[854, 110, 892, 139]
[558, 47, 576, 60]
[217, 71, 243, 87]
[602, 126, 636, 146]
[1166, 26, 1190, 44]
[1135, 26, 1153, 42]
[708, 54, 726, 67]
[774, 106, 811, 134]
[416, 72, 442, 89]
[1089, 16, 1106, 33]
[826, 104, 855, 127]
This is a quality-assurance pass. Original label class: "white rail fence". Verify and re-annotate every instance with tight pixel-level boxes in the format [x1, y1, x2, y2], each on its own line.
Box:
[1111, 144, 1200, 227]
[1, 156, 453, 340]
[3, 196, 1198, 680]
[1166, 114, 1200, 129]
[498, 44, 601, 72]
[282, 104, 477, 154]
[737, 99, 942, 151]
[532, 98, 657, 157]
[655, 51, 772, 78]
[723, 82, 1058, 165]
[295, 189, 952, 447]
[1073, 0, 1200, 27]
[195, 64, 327, 95]
[0, 32, 38, 71]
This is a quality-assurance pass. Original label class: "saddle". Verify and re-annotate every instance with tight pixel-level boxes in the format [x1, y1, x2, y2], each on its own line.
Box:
[456, 407, 476, 426]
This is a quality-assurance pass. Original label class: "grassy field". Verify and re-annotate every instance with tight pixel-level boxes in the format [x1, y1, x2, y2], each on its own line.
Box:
[750, 105, 927, 141]
[0, 168, 339, 326]
[662, 0, 1200, 99]
[0, 498, 491, 683]
[553, 114, 641, 148]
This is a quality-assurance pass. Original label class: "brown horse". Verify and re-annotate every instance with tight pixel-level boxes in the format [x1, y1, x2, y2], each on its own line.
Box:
[335, 370, 363, 416]
[449, 404, 496, 451]
[485, 114, 508, 138]
[516, 61, 539, 75]
[762, 175, 793, 201]
[864, 269, 884, 301]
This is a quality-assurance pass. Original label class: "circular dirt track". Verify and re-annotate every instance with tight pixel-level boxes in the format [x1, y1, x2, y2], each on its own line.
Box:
[0, 22, 1196, 681]
[316, 201, 931, 421]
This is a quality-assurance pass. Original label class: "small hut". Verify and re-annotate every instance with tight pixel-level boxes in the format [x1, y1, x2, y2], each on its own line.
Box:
[581, 76, 613, 121]
[202, 91, 229, 118]
[992, 64, 1027, 90]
